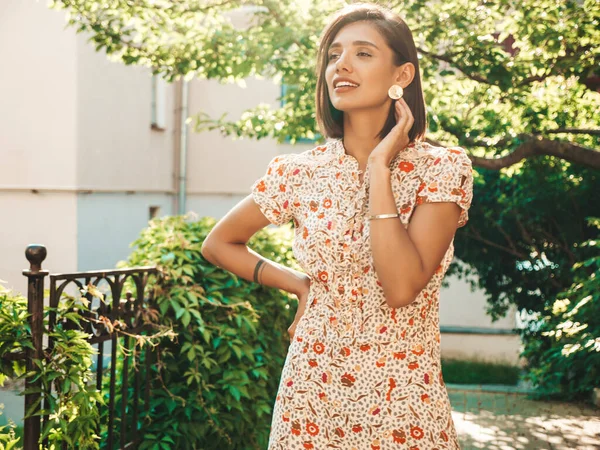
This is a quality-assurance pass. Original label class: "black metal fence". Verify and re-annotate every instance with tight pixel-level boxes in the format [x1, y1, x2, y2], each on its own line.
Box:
[15, 244, 159, 449]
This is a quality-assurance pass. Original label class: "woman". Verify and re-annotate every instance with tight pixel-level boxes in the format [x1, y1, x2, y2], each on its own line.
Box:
[201, 3, 473, 449]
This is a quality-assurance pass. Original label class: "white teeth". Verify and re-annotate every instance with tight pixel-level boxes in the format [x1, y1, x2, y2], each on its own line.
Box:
[336, 81, 358, 88]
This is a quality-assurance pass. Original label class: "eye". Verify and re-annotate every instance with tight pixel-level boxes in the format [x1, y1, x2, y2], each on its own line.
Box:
[328, 52, 371, 60]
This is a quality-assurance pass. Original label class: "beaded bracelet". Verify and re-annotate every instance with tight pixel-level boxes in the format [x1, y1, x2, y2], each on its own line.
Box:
[367, 213, 400, 220]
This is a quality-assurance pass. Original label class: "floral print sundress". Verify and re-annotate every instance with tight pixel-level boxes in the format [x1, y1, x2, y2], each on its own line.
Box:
[250, 138, 474, 450]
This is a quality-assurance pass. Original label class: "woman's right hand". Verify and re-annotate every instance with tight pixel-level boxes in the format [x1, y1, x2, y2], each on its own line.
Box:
[287, 275, 312, 341]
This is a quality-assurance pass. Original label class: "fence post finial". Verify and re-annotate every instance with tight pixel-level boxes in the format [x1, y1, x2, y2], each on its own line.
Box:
[25, 244, 47, 273]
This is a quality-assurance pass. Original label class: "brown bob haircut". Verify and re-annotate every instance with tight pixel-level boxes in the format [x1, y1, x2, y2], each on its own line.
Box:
[315, 3, 427, 144]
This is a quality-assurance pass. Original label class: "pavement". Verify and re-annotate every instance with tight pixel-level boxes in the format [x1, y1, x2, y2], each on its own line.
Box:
[447, 385, 600, 450]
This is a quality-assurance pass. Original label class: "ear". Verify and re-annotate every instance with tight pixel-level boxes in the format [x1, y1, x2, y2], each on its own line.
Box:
[394, 62, 416, 88]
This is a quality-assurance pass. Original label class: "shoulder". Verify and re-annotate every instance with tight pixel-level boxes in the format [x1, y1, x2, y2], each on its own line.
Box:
[397, 141, 471, 172]
[431, 144, 471, 171]
[436, 145, 472, 180]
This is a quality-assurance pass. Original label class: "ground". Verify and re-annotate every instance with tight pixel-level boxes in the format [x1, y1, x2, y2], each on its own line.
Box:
[448, 384, 600, 450]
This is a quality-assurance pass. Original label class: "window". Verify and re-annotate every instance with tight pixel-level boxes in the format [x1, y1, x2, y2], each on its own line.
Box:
[151, 74, 167, 130]
[149, 206, 161, 220]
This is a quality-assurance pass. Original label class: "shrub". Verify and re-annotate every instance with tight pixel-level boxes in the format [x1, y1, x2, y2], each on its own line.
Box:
[120, 214, 300, 450]
[0, 404, 22, 450]
[0, 274, 169, 448]
[441, 358, 521, 385]
[0, 283, 102, 449]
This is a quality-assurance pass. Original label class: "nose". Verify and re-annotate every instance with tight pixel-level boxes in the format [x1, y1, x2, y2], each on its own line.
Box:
[335, 50, 352, 73]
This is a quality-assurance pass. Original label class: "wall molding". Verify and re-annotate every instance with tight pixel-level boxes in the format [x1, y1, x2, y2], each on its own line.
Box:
[0, 187, 175, 195]
[440, 325, 519, 335]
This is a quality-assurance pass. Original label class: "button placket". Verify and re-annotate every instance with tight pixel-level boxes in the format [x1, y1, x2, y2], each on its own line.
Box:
[328, 139, 432, 341]
[332, 139, 375, 339]
[337, 212, 366, 339]
[335, 186, 364, 271]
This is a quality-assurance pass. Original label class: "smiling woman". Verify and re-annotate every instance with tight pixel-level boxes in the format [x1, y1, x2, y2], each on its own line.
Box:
[203, 2, 473, 450]
[252, 3, 470, 449]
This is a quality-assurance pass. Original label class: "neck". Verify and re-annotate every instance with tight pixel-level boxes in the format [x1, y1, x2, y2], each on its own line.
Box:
[341, 107, 389, 165]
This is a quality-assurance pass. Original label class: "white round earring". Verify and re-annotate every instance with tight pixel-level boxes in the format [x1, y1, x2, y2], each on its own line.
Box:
[388, 85, 404, 99]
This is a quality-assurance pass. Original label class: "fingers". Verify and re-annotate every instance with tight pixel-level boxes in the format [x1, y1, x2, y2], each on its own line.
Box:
[394, 100, 406, 134]
[393, 101, 402, 133]
[394, 99, 402, 123]
[395, 98, 414, 135]
[401, 99, 414, 123]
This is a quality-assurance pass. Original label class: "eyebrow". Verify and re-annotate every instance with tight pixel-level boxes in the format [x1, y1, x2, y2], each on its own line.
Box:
[328, 40, 380, 51]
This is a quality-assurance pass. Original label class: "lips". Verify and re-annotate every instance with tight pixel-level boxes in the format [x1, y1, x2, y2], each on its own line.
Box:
[333, 78, 360, 89]
[335, 84, 359, 91]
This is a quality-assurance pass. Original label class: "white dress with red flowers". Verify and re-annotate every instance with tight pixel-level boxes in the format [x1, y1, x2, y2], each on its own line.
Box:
[250, 139, 473, 449]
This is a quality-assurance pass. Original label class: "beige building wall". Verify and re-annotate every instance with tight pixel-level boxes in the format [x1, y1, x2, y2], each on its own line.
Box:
[441, 332, 523, 366]
[0, 0, 177, 291]
[439, 274, 522, 365]
[0, 192, 78, 296]
[0, 0, 78, 189]
[75, 37, 176, 192]
[185, 76, 314, 219]
[0, 0, 79, 295]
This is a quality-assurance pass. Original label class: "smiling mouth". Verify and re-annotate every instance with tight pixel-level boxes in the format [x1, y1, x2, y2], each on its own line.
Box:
[334, 82, 359, 91]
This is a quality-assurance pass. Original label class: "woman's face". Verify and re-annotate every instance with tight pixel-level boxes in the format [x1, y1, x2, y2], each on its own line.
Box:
[325, 21, 403, 113]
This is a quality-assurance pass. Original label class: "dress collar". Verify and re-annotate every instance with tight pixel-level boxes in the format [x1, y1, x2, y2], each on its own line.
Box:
[330, 138, 431, 165]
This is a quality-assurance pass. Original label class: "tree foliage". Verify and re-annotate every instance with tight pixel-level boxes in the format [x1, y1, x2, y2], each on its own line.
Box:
[47, 0, 600, 351]
[49, 0, 600, 167]
[520, 218, 600, 400]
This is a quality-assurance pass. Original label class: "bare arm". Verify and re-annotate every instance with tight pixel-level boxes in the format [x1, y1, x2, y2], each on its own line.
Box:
[200, 194, 309, 297]
[201, 195, 311, 339]
[201, 153, 312, 340]
[367, 160, 462, 308]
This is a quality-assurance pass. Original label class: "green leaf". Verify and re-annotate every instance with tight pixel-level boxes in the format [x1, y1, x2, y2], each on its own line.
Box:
[228, 385, 241, 402]
[181, 310, 191, 327]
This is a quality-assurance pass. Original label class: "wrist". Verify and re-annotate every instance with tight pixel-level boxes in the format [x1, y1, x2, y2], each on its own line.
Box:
[289, 272, 311, 298]
[368, 155, 392, 170]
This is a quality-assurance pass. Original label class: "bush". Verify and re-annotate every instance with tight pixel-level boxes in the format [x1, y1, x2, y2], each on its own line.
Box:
[441, 358, 521, 385]
[0, 404, 22, 450]
[120, 214, 300, 450]
[521, 217, 600, 401]
[0, 283, 102, 449]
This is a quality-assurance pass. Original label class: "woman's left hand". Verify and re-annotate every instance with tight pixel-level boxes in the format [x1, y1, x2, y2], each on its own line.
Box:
[368, 97, 414, 166]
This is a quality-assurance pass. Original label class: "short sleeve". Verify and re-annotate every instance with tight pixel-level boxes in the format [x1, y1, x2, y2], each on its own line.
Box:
[250, 153, 297, 226]
[416, 146, 474, 228]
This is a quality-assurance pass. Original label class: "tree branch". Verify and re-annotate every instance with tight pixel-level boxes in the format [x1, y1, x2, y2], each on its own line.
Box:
[464, 227, 529, 259]
[416, 46, 493, 86]
[493, 221, 520, 255]
[426, 134, 600, 170]
[544, 128, 600, 137]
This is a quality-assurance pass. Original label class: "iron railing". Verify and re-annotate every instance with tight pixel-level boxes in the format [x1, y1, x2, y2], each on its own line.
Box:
[14, 244, 159, 449]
